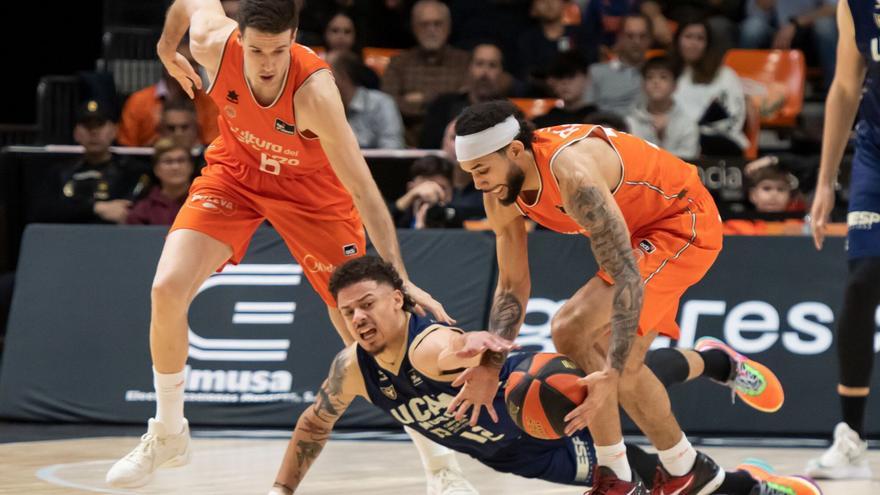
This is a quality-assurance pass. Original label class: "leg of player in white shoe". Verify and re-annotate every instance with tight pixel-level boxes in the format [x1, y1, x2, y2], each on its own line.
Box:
[106, 230, 231, 487]
[406, 427, 478, 495]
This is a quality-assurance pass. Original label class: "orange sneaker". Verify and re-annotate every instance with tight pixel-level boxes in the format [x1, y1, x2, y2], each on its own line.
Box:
[695, 337, 785, 413]
[736, 459, 823, 495]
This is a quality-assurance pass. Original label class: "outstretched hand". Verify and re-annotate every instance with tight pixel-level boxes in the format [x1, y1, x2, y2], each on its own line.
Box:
[405, 280, 455, 325]
[446, 365, 502, 426]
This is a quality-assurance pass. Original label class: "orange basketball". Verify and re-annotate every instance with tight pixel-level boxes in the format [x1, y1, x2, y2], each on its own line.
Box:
[504, 353, 587, 440]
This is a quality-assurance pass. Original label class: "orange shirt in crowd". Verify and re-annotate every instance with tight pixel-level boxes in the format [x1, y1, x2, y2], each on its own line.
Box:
[117, 80, 220, 147]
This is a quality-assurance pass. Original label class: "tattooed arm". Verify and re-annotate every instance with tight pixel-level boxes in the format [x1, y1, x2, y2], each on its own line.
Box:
[272, 346, 363, 493]
[481, 195, 531, 368]
[554, 146, 643, 373]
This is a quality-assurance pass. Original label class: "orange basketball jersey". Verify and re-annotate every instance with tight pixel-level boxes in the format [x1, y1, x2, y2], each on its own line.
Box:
[515, 124, 707, 238]
[206, 29, 334, 177]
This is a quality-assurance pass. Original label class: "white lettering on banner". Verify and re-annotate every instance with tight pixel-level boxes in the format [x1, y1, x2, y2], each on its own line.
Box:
[517, 297, 880, 355]
[724, 301, 779, 353]
[697, 165, 743, 191]
[185, 366, 292, 393]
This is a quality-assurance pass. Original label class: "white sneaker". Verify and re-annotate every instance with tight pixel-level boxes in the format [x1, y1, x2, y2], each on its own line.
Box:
[106, 418, 191, 487]
[805, 422, 872, 479]
[426, 467, 479, 495]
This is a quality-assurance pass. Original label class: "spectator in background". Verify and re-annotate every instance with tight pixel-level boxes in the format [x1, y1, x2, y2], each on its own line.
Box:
[672, 19, 748, 156]
[589, 14, 653, 117]
[626, 56, 700, 159]
[118, 40, 219, 147]
[441, 119, 486, 224]
[381, 0, 470, 146]
[158, 99, 201, 151]
[390, 155, 456, 229]
[533, 51, 597, 128]
[420, 44, 506, 149]
[322, 10, 380, 89]
[740, 0, 837, 88]
[516, 0, 588, 81]
[329, 52, 405, 149]
[580, 0, 641, 62]
[639, 1, 742, 52]
[127, 137, 195, 226]
[723, 162, 804, 234]
[29, 101, 151, 225]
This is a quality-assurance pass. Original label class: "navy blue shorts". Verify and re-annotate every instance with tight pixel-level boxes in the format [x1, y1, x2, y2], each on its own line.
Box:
[847, 124, 880, 260]
[478, 430, 596, 486]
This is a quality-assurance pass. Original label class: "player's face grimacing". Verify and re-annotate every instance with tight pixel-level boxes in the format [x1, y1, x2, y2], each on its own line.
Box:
[336, 280, 406, 355]
[461, 145, 526, 206]
[240, 28, 294, 90]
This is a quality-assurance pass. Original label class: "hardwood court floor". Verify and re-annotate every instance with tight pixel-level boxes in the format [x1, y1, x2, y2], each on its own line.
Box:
[0, 436, 878, 494]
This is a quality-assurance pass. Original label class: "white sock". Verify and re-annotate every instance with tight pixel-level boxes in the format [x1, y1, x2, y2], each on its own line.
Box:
[405, 426, 459, 473]
[658, 434, 697, 477]
[153, 367, 186, 434]
[596, 440, 632, 482]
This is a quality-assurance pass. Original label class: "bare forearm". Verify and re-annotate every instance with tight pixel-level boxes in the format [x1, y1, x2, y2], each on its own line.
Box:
[158, 0, 192, 50]
[481, 287, 527, 367]
[355, 186, 408, 279]
[567, 184, 643, 372]
[438, 333, 483, 370]
[275, 414, 331, 491]
[817, 83, 862, 187]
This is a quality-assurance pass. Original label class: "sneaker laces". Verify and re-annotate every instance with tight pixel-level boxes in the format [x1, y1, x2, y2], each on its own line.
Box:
[728, 361, 765, 405]
[124, 432, 161, 466]
[433, 468, 474, 493]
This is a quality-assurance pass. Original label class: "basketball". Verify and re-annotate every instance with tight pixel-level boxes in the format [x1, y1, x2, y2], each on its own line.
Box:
[503, 353, 587, 440]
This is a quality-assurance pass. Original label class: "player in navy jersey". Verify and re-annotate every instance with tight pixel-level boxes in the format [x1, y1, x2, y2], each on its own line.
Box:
[267, 256, 819, 495]
[807, 0, 880, 480]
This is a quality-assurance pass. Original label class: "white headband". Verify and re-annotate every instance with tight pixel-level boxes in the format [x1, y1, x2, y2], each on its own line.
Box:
[454, 116, 520, 162]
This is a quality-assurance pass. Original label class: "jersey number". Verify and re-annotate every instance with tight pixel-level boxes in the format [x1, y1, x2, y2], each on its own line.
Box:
[260, 153, 282, 175]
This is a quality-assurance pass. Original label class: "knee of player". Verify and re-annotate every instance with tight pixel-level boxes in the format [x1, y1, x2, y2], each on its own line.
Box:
[551, 309, 597, 349]
[151, 274, 193, 307]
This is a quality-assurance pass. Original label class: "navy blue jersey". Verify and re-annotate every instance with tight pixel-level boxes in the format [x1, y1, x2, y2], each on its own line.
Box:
[357, 313, 596, 486]
[849, 0, 880, 141]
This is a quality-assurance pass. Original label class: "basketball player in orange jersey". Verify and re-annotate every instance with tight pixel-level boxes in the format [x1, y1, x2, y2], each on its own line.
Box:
[105, 1, 475, 493]
[446, 100, 782, 495]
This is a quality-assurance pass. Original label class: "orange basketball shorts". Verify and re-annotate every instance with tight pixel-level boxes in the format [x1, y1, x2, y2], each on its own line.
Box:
[170, 160, 366, 306]
[597, 189, 723, 340]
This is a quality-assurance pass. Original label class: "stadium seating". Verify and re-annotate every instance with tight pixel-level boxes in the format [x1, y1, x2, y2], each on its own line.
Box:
[510, 98, 563, 120]
[724, 49, 806, 128]
[362, 47, 401, 77]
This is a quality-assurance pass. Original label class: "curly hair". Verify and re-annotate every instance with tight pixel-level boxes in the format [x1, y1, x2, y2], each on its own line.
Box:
[455, 100, 536, 151]
[329, 256, 415, 311]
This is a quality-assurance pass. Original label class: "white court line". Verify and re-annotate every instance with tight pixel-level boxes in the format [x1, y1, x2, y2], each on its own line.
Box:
[36, 460, 139, 495]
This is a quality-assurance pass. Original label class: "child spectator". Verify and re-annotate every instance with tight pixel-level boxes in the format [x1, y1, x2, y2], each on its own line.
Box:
[626, 56, 700, 159]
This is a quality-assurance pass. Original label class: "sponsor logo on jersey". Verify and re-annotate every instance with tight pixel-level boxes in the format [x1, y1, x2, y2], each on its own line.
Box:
[343, 244, 358, 256]
[224, 105, 236, 119]
[302, 254, 336, 273]
[188, 193, 237, 216]
[639, 239, 657, 253]
[226, 90, 239, 104]
[408, 368, 424, 387]
[274, 118, 296, 135]
[847, 210, 880, 230]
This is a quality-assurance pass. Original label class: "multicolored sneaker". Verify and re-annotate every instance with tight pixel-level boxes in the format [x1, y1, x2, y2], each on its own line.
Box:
[737, 459, 823, 495]
[651, 452, 725, 495]
[695, 337, 785, 413]
[589, 466, 649, 495]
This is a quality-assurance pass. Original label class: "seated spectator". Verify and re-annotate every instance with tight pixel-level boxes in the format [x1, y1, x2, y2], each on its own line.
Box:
[723, 162, 805, 234]
[672, 19, 748, 156]
[533, 51, 598, 128]
[329, 52, 405, 149]
[515, 0, 589, 81]
[580, 0, 641, 62]
[118, 41, 219, 147]
[441, 119, 486, 224]
[381, 0, 470, 146]
[322, 10, 380, 89]
[739, 0, 836, 89]
[625, 56, 700, 159]
[158, 99, 201, 151]
[420, 44, 506, 149]
[390, 155, 457, 229]
[127, 137, 194, 226]
[589, 14, 653, 117]
[29, 101, 151, 224]
[639, 1, 741, 52]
